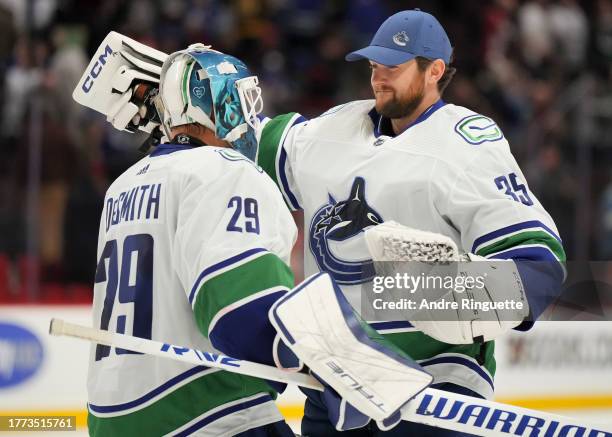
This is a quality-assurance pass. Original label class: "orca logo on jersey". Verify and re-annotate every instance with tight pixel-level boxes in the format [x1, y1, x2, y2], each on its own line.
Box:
[309, 177, 383, 285]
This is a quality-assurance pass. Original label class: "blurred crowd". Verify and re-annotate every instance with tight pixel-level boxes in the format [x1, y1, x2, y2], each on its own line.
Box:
[0, 0, 610, 301]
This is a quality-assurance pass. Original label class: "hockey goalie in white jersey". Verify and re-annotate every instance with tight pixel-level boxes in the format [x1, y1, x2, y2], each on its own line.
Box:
[255, 9, 566, 436]
[79, 36, 435, 436]
[85, 44, 300, 436]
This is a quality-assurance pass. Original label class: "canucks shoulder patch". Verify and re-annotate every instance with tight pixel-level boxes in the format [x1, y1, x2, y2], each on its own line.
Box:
[454, 114, 504, 145]
[216, 148, 263, 172]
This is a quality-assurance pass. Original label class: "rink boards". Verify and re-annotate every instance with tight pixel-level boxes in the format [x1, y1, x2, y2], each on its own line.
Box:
[0, 305, 611, 429]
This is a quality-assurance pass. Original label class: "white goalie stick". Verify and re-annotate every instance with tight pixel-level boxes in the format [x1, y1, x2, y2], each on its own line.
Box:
[50, 319, 611, 436]
[49, 318, 320, 390]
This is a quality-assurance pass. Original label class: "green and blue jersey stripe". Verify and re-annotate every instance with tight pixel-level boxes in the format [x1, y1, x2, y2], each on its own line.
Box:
[88, 368, 275, 436]
[259, 113, 306, 210]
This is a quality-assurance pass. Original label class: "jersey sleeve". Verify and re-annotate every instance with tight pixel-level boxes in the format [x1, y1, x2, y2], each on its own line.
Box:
[174, 155, 297, 367]
[257, 113, 308, 211]
[439, 142, 565, 262]
[437, 141, 566, 324]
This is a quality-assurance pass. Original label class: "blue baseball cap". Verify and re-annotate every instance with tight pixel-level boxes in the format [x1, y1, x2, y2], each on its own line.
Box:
[345, 9, 452, 66]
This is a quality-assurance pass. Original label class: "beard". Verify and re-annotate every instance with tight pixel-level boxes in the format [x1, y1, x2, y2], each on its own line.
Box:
[375, 82, 425, 119]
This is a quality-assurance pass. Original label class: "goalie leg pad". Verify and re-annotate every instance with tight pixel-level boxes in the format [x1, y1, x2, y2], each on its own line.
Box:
[269, 272, 432, 421]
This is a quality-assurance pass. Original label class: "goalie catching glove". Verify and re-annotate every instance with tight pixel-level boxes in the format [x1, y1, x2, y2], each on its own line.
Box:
[364, 221, 529, 344]
[269, 272, 432, 430]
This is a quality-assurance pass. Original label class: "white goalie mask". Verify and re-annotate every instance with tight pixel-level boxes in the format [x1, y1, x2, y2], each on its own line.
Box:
[156, 45, 263, 161]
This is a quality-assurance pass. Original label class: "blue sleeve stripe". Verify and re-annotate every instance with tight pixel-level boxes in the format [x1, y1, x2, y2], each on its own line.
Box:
[207, 286, 289, 336]
[188, 248, 269, 306]
[275, 114, 306, 211]
[419, 355, 494, 391]
[293, 115, 307, 125]
[277, 147, 301, 210]
[471, 220, 562, 254]
[208, 289, 287, 365]
[488, 246, 567, 280]
[174, 393, 273, 437]
[88, 366, 214, 413]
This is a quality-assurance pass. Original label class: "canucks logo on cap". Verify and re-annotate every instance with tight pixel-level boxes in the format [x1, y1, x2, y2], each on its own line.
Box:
[393, 31, 409, 47]
[309, 177, 382, 284]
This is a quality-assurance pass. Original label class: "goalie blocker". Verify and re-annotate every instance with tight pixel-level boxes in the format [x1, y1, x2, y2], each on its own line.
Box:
[73, 31, 167, 134]
[269, 272, 433, 424]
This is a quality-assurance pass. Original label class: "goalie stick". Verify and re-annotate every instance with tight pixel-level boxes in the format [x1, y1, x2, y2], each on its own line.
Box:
[50, 319, 612, 436]
[49, 318, 320, 390]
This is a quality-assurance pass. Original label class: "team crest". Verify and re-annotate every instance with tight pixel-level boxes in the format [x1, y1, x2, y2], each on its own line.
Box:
[393, 31, 409, 47]
[454, 114, 504, 145]
[309, 177, 383, 284]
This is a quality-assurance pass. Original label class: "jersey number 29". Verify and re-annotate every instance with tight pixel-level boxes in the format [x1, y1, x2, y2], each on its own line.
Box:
[227, 196, 260, 234]
[94, 234, 153, 361]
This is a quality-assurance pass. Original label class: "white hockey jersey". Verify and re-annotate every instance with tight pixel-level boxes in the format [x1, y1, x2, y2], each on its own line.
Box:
[88, 143, 296, 436]
[258, 100, 565, 400]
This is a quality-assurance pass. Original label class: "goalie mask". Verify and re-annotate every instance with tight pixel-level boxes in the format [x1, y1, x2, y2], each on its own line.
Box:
[157, 45, 263, 161]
